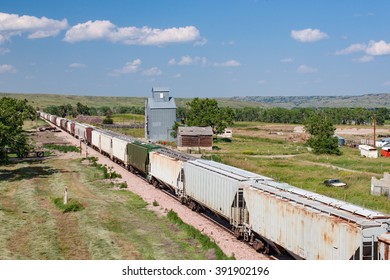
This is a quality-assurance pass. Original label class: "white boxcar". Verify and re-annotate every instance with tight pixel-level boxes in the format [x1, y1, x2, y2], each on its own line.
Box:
[183, 159, 272, 220]
[112, 135, 131, 165]
[74, 123, 88, 140]
[243, 180, 390, 260]
[55, 117, 63, 128]
[99, 130, 126, 159]
[66, 120, 73, 134]
[91, 129, 102, 151]
[149, 149, 195, 192]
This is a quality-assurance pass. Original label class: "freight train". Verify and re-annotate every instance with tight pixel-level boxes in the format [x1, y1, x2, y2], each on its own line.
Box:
[38, 112, 390, 260]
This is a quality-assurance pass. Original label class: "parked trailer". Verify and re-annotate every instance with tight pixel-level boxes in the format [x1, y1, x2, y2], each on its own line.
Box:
[126, 141, 160, 176]
[148, 149, 196, 192]
[182, 159, 272, 220]
[242, 180, 390, 259]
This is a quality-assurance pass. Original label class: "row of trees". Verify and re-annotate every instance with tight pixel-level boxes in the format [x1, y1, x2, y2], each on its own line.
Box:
[44, 103, 144, 118]
[0, 97, 36, 162]
[233, 107, 389, 126]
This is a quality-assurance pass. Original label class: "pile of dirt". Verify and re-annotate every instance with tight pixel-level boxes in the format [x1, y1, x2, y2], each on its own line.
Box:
[74, 115, 103, 125]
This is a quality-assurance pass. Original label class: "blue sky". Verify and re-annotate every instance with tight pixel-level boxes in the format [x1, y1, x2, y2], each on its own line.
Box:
[1, 0, 390, 98]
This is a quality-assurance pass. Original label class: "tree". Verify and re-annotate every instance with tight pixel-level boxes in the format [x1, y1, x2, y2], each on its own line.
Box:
[185, 98, 234, 134]
[304, 113, 341, 155]
[0, 97, 36, 162]
[76, 102, 91, 115]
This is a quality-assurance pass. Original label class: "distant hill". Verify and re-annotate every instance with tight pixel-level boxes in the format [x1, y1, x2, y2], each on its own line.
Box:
[1, 92, 389, 109]
[230, 93, 390, 108]
[0, 92, 266, 109]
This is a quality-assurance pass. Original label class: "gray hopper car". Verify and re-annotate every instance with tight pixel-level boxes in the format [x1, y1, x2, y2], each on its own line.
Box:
[241, 180, 390, 259]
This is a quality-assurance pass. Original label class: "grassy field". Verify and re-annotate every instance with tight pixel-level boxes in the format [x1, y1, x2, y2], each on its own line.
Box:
[0, 153, 229, 260]
[206, 123, 390, 214]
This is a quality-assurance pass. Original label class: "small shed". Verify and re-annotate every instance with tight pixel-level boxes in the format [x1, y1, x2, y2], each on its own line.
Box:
[371, 172, 390, 198]
[177, 126, 213, 151]
[335, 135, 345, 146]
[358, 145, 378, 158]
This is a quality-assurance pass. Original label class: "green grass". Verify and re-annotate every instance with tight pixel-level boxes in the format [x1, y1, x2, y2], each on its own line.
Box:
[52, 197, 84, 213]
[166, 210, 234, 260]
[111, 113, 144, 123]
[203, 126, 390, 214]
[43, 144, 80, 153]
[0, 156, 231, 259]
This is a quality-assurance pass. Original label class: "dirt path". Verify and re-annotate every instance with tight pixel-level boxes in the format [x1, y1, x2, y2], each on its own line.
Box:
[54, 129, 269, 260]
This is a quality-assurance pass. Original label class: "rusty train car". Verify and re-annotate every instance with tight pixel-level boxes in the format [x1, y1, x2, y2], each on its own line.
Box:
[39, 111, 390, 260]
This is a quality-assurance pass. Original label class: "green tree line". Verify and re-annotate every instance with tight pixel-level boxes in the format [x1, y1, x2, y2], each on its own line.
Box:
[44, 102, 390, 127]
[233, 107, 389, 125]
[44, 103, 144, 118]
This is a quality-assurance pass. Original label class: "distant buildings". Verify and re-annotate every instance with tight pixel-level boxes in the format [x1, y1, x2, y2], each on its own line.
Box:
[145, 87, 176, 142]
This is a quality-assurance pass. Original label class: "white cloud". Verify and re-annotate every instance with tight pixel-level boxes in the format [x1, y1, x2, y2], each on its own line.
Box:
[336, 40, 390, 58]
[69, 63, 87, 68]
[291, 28, 328, 42]
[173, 73, 181, 78]
[64, 20, 201, 45]
[297, 65, 318, 73]
[257, 80, 266, 84]
[169, 56, 239, 67]
[353, 55, 374, 63]
[170, 56, 208, 66]
[110, 59, 141, 76]
[0, 64, 16, 73]
[281, 57, 294, 63]
[0, 12, 68, 43]
[194, 38, 208, 46]
[335, 43, 366, 55]
[0, 48, 10, 55]
[64, 20, 115, 43]
[366, 40, 390, 56]
[383, 81, 390, 86]
[142, 67, 162, 76]
[213, 60, 240, 67]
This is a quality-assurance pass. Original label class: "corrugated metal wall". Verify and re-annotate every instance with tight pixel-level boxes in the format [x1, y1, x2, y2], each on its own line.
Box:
[243, 186, 362, 260]
[149, 151, 183, 190]
[146, 108, 176, 142]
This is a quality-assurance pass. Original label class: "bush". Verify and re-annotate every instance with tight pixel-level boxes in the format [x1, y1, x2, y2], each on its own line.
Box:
[52, 197, 84, 213]
[43, 144, 80, 153]
[87, 157, 122, 179]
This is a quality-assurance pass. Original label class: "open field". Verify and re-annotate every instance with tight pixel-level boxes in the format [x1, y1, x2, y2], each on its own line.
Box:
[0, 155, 231, 259]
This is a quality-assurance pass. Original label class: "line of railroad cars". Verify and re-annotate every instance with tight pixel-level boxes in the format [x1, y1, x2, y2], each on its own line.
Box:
[39, 111, 390, 260]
